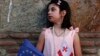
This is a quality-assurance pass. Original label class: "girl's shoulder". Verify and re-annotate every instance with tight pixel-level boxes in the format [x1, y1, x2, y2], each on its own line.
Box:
[65, 26, 79, 36]
[68, 26, 79, 33]
[42, 27, 52, 31]
[69, 26, 79, 37]
[41, 27, 52, 34]
[39, 28, 49, 37]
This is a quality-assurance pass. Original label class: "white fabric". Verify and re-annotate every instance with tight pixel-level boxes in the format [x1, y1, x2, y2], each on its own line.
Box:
[43, 27, 79, 56]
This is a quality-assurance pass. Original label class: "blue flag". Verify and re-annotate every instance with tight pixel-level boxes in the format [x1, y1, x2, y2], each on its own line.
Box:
[17, 39, 44, 56]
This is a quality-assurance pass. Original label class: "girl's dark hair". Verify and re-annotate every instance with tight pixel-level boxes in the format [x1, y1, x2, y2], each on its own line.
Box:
[46, 0, 72, 29]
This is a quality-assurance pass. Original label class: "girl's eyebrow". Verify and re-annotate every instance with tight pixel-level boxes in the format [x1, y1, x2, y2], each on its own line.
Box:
[48, 6, 55, 10]
[51, 7, 55, 9]
[51, 6, 57, 9]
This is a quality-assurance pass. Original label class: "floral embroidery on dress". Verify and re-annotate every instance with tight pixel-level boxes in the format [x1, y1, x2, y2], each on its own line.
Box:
[57, 40, 73, 56]
[58, 47, 73, 56]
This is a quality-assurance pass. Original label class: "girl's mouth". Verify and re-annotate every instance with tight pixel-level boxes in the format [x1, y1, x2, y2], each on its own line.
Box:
[48, 16, 52, 19]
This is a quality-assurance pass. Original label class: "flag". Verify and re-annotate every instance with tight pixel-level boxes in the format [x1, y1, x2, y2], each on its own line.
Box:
[17, 39, 44, 56]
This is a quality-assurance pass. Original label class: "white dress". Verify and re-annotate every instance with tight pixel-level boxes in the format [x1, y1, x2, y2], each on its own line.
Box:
[43, 27, 79, 56]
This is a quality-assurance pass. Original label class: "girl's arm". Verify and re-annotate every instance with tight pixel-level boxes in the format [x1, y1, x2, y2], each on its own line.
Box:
[36, 30, 45, 52]
[73, 33, 82, 56]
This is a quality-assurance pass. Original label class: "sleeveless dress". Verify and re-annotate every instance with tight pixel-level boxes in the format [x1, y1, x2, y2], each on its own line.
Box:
[43, 27, 79, 56]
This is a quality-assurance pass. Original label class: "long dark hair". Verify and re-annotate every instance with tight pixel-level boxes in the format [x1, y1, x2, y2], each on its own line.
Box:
[46, 0, 72, 29]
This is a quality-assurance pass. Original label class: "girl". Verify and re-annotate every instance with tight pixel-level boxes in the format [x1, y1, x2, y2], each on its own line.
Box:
[37, 0, 82, 56]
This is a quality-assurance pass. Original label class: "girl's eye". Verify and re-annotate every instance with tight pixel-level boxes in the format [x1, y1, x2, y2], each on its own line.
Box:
[51, 7, 56, 11]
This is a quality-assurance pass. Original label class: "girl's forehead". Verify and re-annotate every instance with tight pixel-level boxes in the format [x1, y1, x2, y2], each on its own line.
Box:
[48, 3, 59, 8]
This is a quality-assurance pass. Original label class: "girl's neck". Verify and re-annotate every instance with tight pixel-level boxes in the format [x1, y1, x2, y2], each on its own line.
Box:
[52, 17, 66, 37]
[53, 17, 64, 28]
[53, 23, 61, 29]
[53, 23, 65, 37]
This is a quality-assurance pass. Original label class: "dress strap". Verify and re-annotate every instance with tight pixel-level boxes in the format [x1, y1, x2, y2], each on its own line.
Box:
[75, 27, 79, 33]
[69, 26, 74, 30]
[69, 26, 79, 33]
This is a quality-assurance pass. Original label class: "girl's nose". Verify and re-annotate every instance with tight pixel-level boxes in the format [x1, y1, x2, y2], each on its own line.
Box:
[48, 10, 51, 15]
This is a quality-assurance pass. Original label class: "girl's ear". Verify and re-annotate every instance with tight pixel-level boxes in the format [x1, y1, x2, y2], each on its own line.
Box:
[61, 10, 66, 17]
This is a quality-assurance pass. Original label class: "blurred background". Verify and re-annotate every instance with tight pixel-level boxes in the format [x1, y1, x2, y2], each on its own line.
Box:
[0, 0, 100, 56]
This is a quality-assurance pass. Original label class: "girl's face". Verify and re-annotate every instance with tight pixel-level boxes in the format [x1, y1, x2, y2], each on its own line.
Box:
[48, 4, 63, 23]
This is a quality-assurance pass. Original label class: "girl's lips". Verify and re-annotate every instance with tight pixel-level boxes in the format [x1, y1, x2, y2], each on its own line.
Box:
[48, 16, 52, 19]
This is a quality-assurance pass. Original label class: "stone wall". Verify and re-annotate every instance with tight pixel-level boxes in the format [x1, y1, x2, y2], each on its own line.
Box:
[0, 0, 48, 32]
[0, 0, 100, 56]
[66, 0, 100, 32]
[0, 0, 100, 32]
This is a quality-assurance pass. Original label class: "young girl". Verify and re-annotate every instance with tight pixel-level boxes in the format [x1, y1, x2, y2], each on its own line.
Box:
[37, 0, 82, 56]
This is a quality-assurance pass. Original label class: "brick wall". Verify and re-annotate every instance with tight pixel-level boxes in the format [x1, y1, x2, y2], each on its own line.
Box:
[80, 33, 100, 56]
[0, 32, 39, 56]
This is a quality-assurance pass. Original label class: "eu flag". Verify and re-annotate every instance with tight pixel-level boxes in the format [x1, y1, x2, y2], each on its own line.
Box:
[17, 39, 44, 56]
